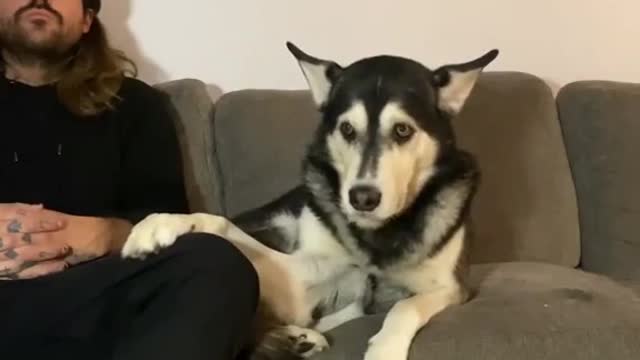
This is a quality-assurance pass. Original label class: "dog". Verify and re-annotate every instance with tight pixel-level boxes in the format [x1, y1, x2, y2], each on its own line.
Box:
[121, 42, 498, 360]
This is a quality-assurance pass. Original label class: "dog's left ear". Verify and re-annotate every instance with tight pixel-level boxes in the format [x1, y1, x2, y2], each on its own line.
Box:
[432, 49, 499, 115]
[287, 42, 343, 109]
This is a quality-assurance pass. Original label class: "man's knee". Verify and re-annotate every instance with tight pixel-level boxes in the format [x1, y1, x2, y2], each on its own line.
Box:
[171, 232, 258, 289]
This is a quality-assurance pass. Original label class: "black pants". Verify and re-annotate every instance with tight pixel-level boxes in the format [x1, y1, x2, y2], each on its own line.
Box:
[0, 233, 259, 360]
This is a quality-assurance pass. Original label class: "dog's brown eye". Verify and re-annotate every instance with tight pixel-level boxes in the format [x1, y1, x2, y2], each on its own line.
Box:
[340, 122, 356, 141]
[393, 123, 414, 142]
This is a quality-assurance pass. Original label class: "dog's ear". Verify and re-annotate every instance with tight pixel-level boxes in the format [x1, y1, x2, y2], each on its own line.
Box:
[287, 42, 343, 108]
[432, 49, 499, 115]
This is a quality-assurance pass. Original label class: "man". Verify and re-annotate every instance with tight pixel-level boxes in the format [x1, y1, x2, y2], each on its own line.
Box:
[0, 1, 259, 359]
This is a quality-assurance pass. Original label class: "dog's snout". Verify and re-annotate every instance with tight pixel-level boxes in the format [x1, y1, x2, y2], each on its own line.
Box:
[349, 185, 381, 212]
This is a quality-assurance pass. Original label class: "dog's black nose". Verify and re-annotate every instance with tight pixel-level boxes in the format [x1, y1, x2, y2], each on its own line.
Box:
[349, 185, 381, 212]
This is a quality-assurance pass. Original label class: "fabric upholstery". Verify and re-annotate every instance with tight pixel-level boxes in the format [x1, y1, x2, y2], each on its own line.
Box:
[212, 89, 319, 216]
[311, 262, 640, 360]
[210, 72, 580, 266]
[154, 79, 221, 214]
[557, 80, 640, 282]
[453, 72, 579, 266]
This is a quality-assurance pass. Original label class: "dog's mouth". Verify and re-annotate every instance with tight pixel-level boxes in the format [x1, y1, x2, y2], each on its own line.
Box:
[346, 211, 386, 230]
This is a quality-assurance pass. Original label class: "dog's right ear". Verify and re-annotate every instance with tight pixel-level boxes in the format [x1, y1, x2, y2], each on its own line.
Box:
[287, 42, 343, 108]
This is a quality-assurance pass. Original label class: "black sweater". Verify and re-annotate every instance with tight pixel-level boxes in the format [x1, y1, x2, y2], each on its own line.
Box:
[0, 75, 190, 224]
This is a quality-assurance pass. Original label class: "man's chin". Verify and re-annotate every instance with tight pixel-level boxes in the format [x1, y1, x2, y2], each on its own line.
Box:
[2, 30, 70, 62]
[21, 29, 59, 45]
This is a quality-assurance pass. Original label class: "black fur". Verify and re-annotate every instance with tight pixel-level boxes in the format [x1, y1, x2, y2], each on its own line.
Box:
[232, 186, 310, 253]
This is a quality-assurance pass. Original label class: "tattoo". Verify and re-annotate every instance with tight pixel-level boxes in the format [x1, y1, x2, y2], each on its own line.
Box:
[0, 237, 4, 249]
[4, 248, 18, 259]
[20, 261, 36, 271]
[0, 262, 35, 280]
[22, 233, 32, 244]
[7, 220, 22, 233]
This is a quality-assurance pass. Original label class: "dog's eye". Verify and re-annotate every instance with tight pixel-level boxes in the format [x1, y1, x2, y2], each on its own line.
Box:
[393, 123, 414, 142]
[340, 122, 356, 141]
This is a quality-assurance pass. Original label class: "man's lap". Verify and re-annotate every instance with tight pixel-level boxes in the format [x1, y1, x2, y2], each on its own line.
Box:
[0, 232, 259, 355]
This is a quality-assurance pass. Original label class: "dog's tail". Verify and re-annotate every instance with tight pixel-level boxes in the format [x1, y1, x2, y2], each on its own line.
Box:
[249, 324, 329, 360]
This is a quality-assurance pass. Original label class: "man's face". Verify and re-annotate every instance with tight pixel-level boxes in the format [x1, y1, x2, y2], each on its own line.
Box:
[0, 0, 94, 60]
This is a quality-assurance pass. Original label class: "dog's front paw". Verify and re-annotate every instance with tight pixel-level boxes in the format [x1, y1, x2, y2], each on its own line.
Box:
[363, 334, 410, 360]
[284, 326, 329, 358]
[121, 213, 196, 259]
[258, 325, 329, 359]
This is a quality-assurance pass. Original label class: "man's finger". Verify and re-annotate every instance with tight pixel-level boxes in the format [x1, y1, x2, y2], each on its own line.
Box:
[0, 258, 35, 278]
[0, 243, 70, 261]
[0, 215, 66, 234]
[0, 203, 43, 219]
[14, 260, 69, 280]
[0, 246, 69, 279]
[0, 232, 42, 251]
[0, 260, 20, 277]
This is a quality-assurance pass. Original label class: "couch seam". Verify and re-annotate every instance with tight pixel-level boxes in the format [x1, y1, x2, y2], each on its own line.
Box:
[555, 87, 584, 270]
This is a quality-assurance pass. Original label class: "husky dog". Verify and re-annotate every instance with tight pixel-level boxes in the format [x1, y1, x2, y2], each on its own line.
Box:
[121, 42, 498, 360]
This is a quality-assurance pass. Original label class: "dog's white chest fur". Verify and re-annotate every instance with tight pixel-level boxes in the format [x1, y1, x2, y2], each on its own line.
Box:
[294, 207, 351, 259]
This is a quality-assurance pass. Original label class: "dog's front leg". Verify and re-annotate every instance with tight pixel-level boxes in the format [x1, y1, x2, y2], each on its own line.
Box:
[363, 287, 461, 360]
[121, 212, 292, 261]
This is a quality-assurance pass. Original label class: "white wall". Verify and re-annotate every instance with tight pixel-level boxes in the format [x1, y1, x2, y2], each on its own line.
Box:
[101, 0, 640, 99]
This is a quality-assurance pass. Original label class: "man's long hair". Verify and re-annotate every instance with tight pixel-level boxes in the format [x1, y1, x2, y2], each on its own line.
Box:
[56, 17, 137, 117]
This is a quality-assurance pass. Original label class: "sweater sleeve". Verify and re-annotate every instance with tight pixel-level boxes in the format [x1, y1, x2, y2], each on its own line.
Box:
[115, 80, 190, 224]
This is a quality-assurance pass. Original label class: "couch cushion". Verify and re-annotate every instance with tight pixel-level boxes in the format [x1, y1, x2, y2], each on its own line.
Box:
[211, 71, 580, 266]
[454, 72, 579, 266]
[154, 79, 220, 214]
[312, 262, 640, 360]
[212, 89, 319, 216]
[557, 80, 640, 281]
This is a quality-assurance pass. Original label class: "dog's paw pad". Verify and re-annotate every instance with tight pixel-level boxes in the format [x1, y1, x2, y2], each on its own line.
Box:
[285, 327, 328, 358]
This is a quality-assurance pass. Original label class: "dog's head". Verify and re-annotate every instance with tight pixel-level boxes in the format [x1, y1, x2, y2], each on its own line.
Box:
[288, 42, 497, 229]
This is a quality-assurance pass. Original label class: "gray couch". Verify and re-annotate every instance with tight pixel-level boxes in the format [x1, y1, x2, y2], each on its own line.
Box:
[154, 72, 640, 359]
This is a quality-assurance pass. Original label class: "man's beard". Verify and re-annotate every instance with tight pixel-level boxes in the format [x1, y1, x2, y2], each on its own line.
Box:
[0, 2, 74, 66]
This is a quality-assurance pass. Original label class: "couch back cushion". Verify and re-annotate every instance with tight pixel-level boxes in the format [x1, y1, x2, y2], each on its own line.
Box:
[154, 79, 220, 214]
[557, 81, 640, 281]
[212, 71, 580, 266]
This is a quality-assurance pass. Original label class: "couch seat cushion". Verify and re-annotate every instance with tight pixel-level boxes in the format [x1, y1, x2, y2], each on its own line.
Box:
[312, 262, 640, 360]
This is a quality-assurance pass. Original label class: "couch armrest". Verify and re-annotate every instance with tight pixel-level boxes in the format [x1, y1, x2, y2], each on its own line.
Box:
[557, 80, 640, 281]
[154, 79, 223, 214]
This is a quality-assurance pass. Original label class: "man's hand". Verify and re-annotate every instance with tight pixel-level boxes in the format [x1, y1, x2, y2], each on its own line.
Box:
[0, 203, 70, 280]
[0, 203, 133, 280]
[60, 213, 133, 265]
